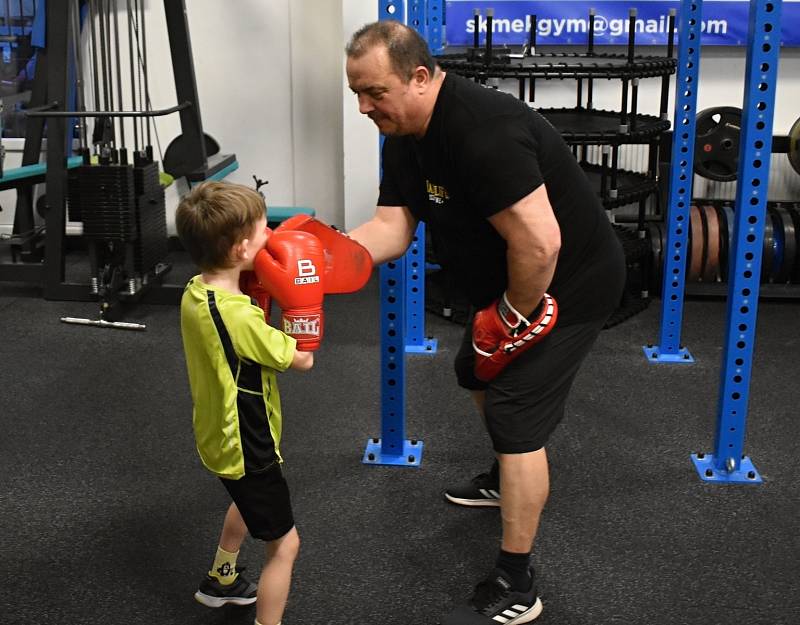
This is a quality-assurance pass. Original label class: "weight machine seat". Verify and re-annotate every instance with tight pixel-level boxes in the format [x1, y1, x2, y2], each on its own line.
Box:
[266, 206, 315, 227]
[0, 155, 84, 192]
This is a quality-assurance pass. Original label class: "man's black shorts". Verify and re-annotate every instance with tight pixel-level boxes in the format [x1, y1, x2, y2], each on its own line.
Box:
[455, 316, 606, 453]
[220, 463, 294, 541]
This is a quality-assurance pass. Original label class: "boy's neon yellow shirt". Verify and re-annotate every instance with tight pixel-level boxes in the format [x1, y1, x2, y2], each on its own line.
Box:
[180, 276, 296, 479]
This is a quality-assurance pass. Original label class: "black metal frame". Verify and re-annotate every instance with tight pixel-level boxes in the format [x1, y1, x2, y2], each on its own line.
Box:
[1, 0, 232, 305]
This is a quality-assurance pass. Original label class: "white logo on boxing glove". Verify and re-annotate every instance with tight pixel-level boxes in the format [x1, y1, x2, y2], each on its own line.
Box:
[294, 259, 320, 285]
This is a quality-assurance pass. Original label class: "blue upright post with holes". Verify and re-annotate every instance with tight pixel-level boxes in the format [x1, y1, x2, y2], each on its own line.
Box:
[405, 222, 438, 354]
[363, 258, 423, 467]
[643, 0, 700, 364]
[364, 0, 425, 467]
[691, 0, 781, 484]
[425, 0, 445, 54]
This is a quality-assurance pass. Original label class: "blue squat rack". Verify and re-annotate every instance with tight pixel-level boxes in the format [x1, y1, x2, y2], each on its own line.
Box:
[362, 1, 781, 483]
[645, 0, 782, 483]
[362, 1, 445, 468]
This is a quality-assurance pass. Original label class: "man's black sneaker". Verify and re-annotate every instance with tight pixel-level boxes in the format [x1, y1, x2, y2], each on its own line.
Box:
[441, 568, 542, 625]
[444, 472, 501, 507]
[194, 567, 257, 607]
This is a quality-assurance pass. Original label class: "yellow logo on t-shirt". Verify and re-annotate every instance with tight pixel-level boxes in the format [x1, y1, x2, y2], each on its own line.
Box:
[426, 180, 449, 205]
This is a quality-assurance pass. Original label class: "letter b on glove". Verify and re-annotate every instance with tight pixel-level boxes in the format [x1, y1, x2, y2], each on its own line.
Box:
[254, 230, 326, 351]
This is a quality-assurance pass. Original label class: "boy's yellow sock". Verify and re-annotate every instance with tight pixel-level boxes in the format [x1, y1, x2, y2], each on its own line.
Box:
[209, 546, 239, 585]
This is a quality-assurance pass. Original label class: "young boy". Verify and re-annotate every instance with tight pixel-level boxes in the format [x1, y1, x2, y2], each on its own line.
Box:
[176, 181, 313, 625]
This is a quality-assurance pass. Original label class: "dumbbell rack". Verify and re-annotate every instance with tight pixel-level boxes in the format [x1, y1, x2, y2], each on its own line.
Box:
[436, 8, 676, 232]
[434, 8, 676, 324]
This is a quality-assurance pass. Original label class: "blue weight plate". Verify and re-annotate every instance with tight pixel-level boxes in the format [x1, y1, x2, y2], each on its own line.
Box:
[760, 211, 774, 283]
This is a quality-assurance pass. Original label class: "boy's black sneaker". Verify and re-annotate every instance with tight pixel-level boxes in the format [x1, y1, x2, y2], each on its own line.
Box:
[444, 472, 501, 507]
[194, 567, 257, 607]
[441, 568, 542, 625]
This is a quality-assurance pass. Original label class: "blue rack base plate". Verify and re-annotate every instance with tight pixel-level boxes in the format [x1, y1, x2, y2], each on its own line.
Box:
[405, 338, 438, 355]
[363, 439, 423, 467]
[643, 345, 695, 363]
[691, 453, 762, 484]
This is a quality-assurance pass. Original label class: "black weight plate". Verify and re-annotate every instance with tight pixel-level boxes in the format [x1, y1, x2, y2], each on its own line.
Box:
[648, 222, 663, 294]
[771, 205, 796, 284]
[788, 116, 800, 176]
[694, 106, 742, 181]
[767, 207, 784, 284]
[786, 206, 800, 283]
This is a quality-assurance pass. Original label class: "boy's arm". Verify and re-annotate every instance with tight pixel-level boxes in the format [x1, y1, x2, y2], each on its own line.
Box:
[291, 349, 314, 371]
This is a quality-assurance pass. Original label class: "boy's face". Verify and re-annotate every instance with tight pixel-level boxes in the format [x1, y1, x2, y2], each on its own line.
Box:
[242, 215, 270, 270]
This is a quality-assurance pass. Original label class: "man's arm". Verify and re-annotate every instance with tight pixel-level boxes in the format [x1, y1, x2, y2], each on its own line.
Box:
[348, 205, 418, 265]
[488, 184, 561, 317]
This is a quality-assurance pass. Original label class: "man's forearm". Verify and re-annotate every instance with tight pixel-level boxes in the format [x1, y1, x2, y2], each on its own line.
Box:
[348, 206, 416, 265]
[505, 244, 559, 318]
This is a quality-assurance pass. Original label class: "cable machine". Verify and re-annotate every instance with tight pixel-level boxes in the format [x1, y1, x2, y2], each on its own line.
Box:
[0, 0, 236, 326]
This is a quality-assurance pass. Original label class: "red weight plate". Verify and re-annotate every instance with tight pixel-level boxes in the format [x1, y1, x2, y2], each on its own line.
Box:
[702, 205, 720, 282]
[689, 205, 704, 281]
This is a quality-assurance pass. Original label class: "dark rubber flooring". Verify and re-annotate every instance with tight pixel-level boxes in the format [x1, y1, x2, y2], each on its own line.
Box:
[1, 263, 799, 625]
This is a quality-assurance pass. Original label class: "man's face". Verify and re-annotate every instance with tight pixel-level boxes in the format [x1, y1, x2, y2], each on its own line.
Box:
[346, 44, 420, 136]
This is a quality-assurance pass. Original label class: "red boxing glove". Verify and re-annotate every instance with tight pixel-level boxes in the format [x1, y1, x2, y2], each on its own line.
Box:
[472, 292, 558, 382]
[275, 215, 372, 294]
[240, 270, 272, 324]
[254, 230, 326, 351]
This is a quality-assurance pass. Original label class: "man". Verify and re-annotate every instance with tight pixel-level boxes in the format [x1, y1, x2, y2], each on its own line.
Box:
[345, 20, 625, 624]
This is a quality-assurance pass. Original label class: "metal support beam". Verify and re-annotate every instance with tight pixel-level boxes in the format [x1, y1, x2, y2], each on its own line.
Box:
[643, 0, 700, 364]
[692, 0, 782, 484]
[405, 222, 437, 354]
[363, 259, 423, 467]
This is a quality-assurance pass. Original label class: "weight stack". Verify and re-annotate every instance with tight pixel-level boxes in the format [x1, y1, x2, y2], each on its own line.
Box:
[132, 161, 168, 275]
[66, 167, 83, 222]
[76, 165, 137, 243]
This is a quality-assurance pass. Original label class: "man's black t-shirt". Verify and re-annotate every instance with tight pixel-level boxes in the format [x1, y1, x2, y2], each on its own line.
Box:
[378, 73, 625, 325]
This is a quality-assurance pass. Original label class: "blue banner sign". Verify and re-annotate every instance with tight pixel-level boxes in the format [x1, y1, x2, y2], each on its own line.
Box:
[444, 1, 799, 47]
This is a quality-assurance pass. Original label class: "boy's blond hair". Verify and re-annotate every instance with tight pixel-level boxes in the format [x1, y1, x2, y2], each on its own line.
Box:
[175, 181, 266, 271]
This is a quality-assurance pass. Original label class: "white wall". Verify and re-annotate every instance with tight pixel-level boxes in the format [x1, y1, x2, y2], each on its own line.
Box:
[1, 3, 798, 237]
[342, 0, 380, 230]
[0, 0, 346, 234]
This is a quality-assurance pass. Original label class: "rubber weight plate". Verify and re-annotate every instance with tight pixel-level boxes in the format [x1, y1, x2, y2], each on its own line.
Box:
[689, 205, 704, 281]
[648, 222, 663, 294]
[702, 205, 720, 282]
[784, 206, 800, 283]
[789, 116, 800, 176]
[770, 205, 795, 284]
[694, 107, 742, 181]
[761, 210, 774, 283]
[720, 204, 735, 281]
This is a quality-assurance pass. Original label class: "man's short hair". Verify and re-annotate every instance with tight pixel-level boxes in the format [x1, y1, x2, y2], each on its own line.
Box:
[345, 20, 436, 81]
[175, 181, 265, 272]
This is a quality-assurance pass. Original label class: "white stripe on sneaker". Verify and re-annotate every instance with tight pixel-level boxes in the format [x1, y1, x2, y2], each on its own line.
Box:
[491, 598, 543, 624]
[479, 488, 500, 499]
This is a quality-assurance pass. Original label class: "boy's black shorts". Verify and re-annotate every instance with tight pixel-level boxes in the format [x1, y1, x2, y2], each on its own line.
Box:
[220, 463, 294, 542]
[455, 315, 606, 454]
